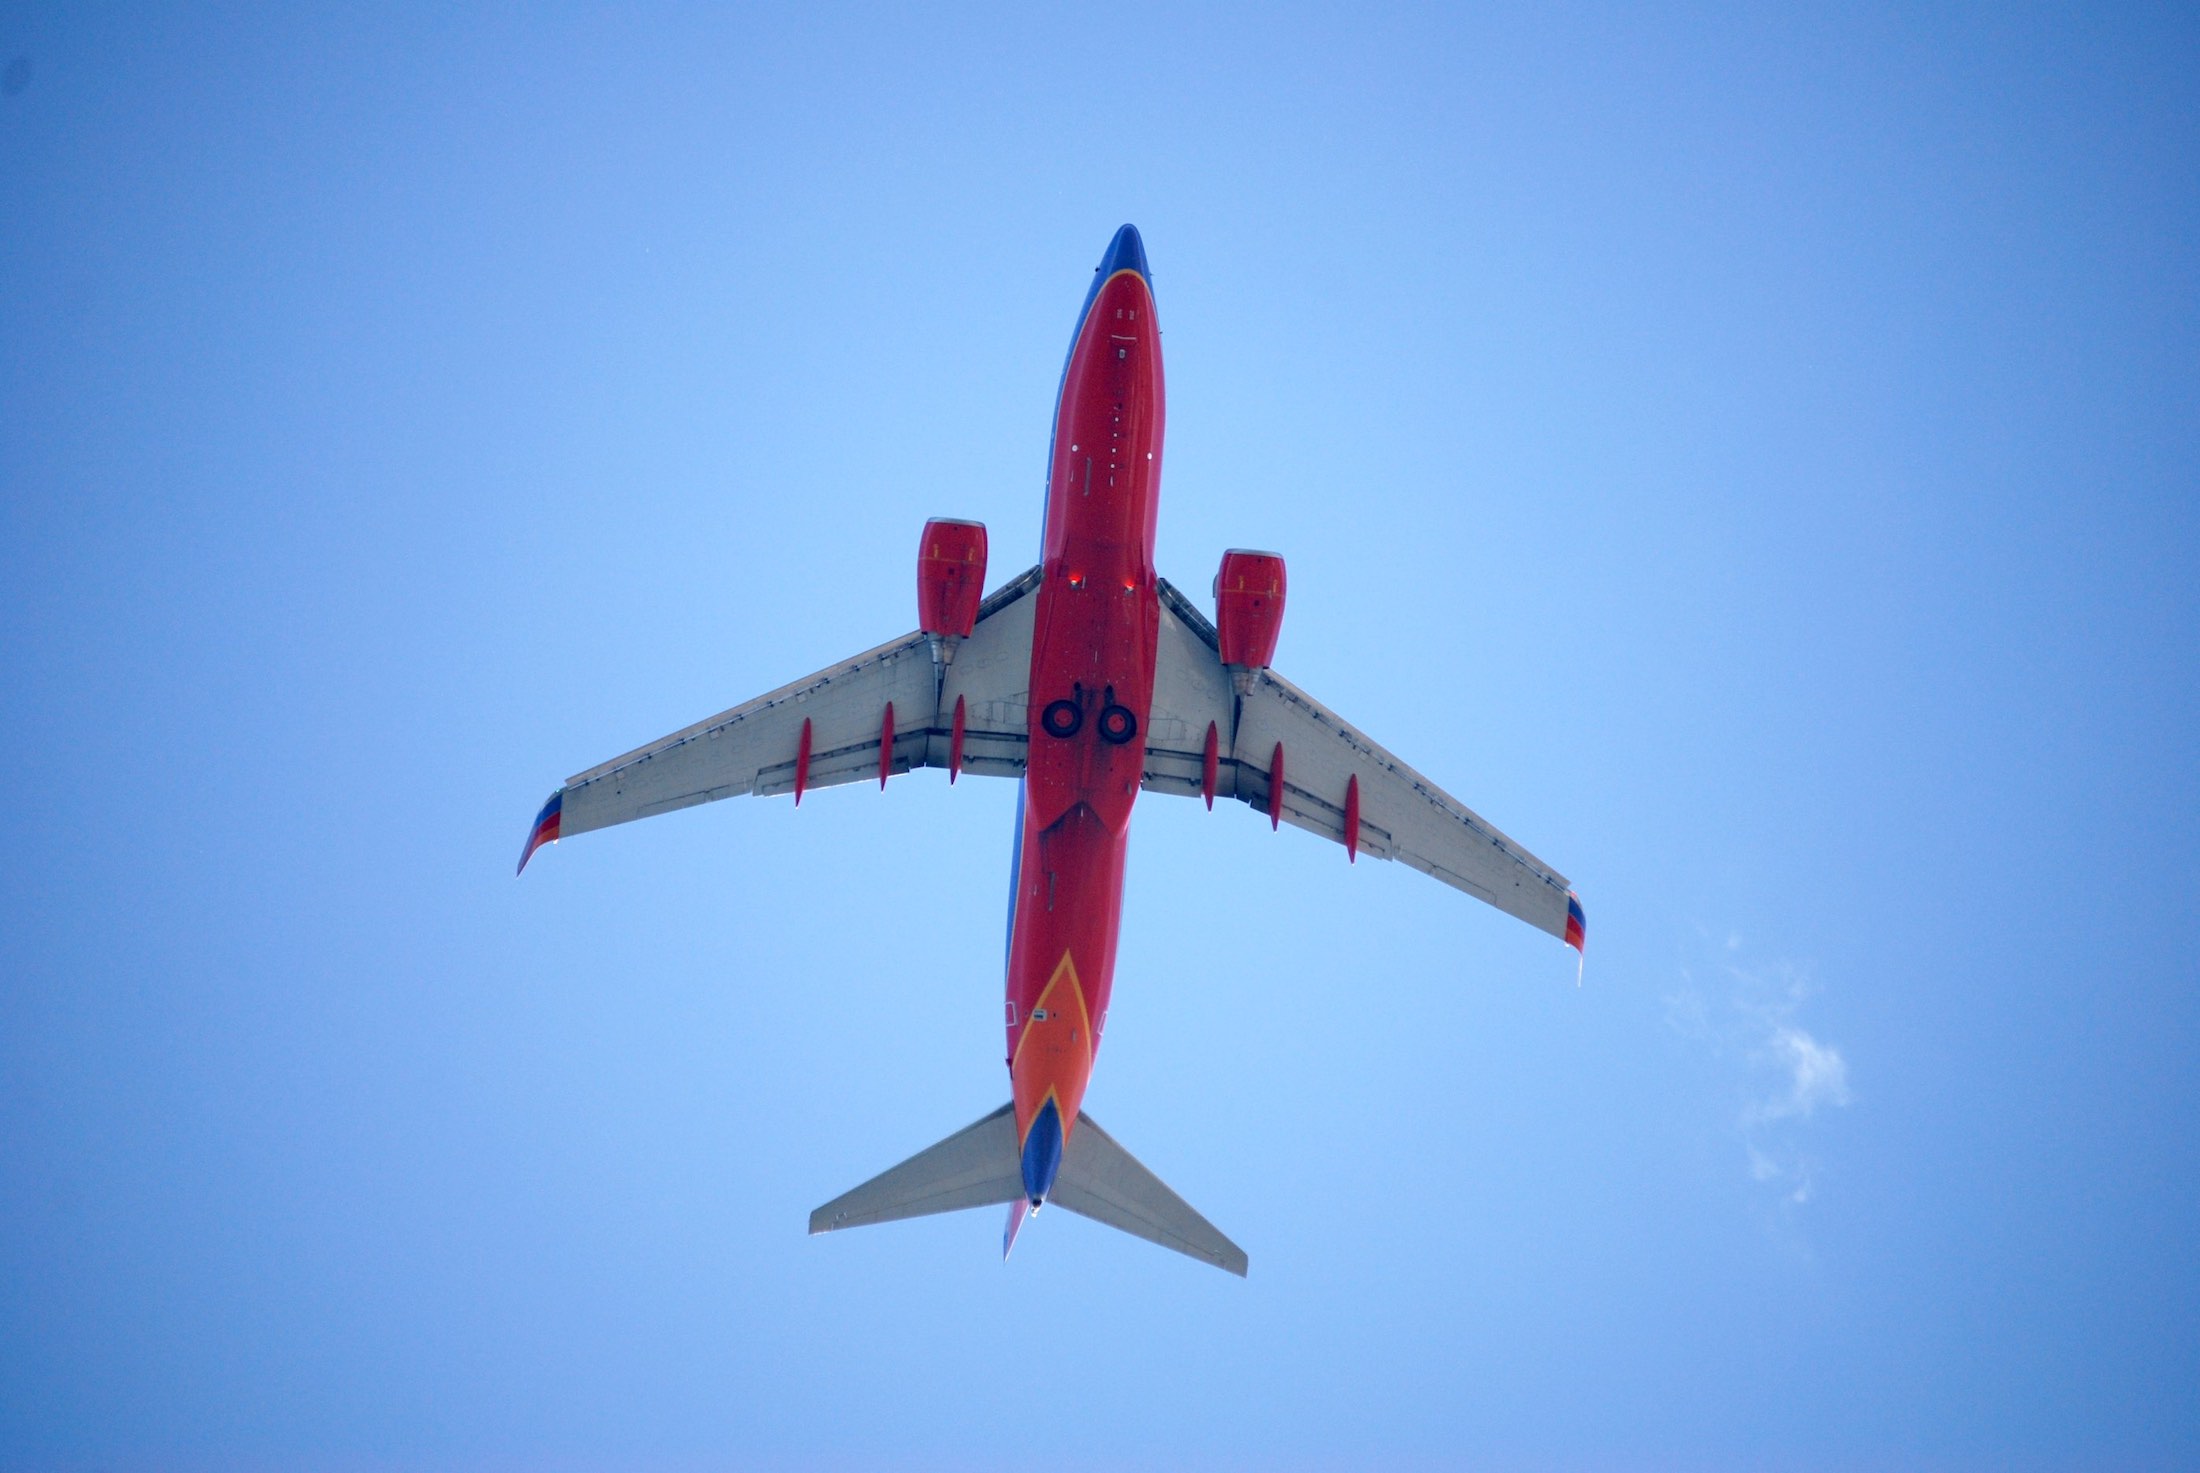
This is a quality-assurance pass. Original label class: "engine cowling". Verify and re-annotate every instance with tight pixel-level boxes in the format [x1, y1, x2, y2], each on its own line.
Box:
[1214, 549, 1286, 669]
[917, 519, 988, 638]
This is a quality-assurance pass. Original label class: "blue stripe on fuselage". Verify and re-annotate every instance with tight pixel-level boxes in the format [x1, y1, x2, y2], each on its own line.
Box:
[1019, 1095, 1065, 1205]
[1068, 224, 1151, 349]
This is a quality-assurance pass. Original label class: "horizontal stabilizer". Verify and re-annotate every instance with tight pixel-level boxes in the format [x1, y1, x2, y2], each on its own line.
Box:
[808, 1104, 1022, 1233]
[808, 1103, 1247, 1277]
[1054, 1113, 1249, 1276]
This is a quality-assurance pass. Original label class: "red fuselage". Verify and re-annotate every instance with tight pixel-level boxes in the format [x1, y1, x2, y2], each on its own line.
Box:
[1004, 241, 1165, 1191]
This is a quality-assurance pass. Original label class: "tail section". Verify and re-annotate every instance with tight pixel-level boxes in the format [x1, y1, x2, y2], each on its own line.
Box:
[808, 1103, 1247, 1276]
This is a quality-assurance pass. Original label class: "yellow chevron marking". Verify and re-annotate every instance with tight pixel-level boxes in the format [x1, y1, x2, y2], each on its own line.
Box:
[1011, 950, 1094, 1076]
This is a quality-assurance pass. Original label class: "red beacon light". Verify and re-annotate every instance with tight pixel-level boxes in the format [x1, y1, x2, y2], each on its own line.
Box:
[918, 519, 989, 644]
[1213, 549, 1286, 685]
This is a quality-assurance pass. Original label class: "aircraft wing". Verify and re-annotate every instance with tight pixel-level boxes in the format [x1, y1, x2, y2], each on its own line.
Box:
[1142, 578, 1580, 945]
[519, 567, 1041, 870]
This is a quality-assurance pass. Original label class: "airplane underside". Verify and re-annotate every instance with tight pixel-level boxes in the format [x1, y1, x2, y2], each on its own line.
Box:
[519, 225, 1584, 1277]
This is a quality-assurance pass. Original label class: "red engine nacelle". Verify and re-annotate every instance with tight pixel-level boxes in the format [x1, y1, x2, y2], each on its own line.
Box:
[1214, 549, 1287, 668]
[918, 519, 989, 638]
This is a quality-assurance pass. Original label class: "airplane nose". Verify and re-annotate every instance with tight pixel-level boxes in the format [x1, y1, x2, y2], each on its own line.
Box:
[1019, 1097, 1065, 1206]
[1095, 223, 1149, 283]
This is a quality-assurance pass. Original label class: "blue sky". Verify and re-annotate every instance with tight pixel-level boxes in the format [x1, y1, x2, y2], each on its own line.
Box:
[3, 5, 2195, 1468]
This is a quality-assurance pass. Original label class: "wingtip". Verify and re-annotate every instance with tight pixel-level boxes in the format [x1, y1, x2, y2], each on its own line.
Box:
[517, 790, 564, 875]
[1564, 890, 1587, 986]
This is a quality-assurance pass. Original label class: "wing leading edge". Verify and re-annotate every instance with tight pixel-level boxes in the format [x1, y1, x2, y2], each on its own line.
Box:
[1143, 577, 1580, 945]
[519, 566, 1041, 871]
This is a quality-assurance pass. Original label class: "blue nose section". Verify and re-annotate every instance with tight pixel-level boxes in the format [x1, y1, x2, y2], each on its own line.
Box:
[1095, 223, 1148, 283]
[1019, 1098, 1065, 1207]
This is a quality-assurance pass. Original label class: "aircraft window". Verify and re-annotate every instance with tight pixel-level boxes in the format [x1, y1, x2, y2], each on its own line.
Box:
[1031, 1008, 1049, 1022]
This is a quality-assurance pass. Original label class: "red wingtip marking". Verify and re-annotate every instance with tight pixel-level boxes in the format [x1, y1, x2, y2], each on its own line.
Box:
[878, 702, 895, 789]
[1201, 722, 1219, 810]
[1344, 773, 1360, 862]
[1267, 742, 1285, 830]
[516, 792, 563, 874]
[516, 822, 557, 874]
[794, 717, 812, 804]
[950, 694, 966, 783]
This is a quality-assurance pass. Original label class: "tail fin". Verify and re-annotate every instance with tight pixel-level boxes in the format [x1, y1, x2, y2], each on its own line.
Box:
[808, 1103, 1248, 1276]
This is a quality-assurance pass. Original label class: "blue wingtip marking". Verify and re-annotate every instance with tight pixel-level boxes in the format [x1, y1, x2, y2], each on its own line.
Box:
[517, 790, 563, 875]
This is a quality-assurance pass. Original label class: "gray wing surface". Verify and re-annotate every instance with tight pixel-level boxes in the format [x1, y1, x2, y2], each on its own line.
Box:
[1144, 577, 1575, 942]
[542, 567, 1039, 848]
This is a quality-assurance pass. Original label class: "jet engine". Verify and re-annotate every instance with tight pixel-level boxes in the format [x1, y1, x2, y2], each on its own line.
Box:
[1213, 549, 1286, 672]
[918, 519, 989, 639]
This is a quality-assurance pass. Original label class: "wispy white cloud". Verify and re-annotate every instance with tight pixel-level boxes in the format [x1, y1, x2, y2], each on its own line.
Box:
[1666, 936, 1852, 1210]
[1748, 1024, 1852, 1124]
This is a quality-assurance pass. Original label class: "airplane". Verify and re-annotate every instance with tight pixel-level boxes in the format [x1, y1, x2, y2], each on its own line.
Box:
[518, 225, 1585, 1277]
